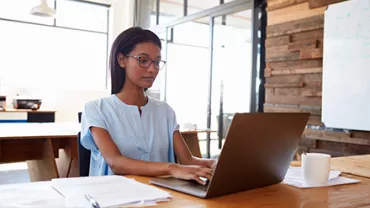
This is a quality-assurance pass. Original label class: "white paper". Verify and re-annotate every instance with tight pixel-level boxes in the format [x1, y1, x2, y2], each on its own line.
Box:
[285, 166, 341, 180]
[51, 175, 172, 208]
[0, 182, 65, 208]
[283, 167, 360, 188]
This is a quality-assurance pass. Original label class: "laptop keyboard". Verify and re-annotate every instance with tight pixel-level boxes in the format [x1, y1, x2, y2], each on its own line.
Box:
[184, 181, 208, 191]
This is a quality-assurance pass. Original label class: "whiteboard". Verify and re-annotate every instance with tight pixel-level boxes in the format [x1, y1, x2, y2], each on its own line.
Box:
[322, 0, 370, 131]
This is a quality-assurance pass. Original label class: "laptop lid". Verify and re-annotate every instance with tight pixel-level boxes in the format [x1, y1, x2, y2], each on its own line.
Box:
[205, 112, 309, 198]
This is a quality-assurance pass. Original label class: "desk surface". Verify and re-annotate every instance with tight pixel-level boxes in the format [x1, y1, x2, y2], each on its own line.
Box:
[137, 174, 370, 208]
[180, 129, 217, 134]
[0, 122, 79, 139]
[0, 108, 56, 113]
[1, 156, 370, 208]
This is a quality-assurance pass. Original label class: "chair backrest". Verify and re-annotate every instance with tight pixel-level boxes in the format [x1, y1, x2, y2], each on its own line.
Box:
[78, 112, 82, 123]
[78, 112, 91, 177]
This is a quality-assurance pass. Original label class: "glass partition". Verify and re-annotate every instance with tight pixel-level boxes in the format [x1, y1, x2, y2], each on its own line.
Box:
[164, 19, 210, 129]
[209, 9, 253, 155]
[149, 0, 257, 157]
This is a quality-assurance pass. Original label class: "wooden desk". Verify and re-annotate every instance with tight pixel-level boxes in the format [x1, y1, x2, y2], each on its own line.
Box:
[0, 123, 214, 181]
[0, 108, 56, 123]
[181, 129, 216, 158]
[0, 155, 369, 207]
[0, 122, 80, 181]
[1, 108, 56, 113]
[148, 155, 370, 207]
[138, 174, 370, 207]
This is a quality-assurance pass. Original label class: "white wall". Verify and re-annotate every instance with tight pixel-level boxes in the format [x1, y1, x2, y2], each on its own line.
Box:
[1, 0, 136, 122]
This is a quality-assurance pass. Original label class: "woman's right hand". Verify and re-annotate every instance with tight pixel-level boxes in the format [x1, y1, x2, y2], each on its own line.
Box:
[168, 163, 213, 185]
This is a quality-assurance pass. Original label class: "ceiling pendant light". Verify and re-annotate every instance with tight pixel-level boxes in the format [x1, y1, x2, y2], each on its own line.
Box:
[30, 0, 56, 18]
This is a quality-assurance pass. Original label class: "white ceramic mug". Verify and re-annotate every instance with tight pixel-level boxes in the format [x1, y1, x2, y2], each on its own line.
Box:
[301, 153, 331, 186]
[183, 123, 197, 130]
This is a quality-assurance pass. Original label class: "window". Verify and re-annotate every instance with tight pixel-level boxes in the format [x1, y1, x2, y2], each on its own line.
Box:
[187, 0, 220, 15]
[56, 0, 108, 32]
[0, 0, 54, 25]
[0, 0, 109, 90]
[160, 0, 184, 24]
[164, 20, 210, 128]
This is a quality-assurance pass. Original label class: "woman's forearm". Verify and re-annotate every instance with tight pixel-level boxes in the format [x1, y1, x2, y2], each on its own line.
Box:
[108, 156, 174, 176]
[90, 127, 176, 177]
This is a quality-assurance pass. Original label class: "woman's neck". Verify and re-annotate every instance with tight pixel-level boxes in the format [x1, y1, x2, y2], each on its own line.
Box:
[115, 83, 147, 107]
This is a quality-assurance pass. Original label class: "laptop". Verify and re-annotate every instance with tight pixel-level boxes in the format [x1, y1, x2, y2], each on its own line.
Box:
[150, 113, 310, 198]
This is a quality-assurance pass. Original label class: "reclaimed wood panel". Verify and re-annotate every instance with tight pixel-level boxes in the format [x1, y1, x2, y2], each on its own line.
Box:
[308, 0, 346, 9]
[266, 59, 322, 70]
[304, 129, 351, 139]
[307, 148, 352, 157]
[316, 141, 370, 155]
[305, 130, 370, 146]
[300, 48, 323, 59]
[264, 103, 321, 115]
[305, 81, 322, 88]
[265, 45, 301, 62]
[268, 2, 326, 26]
[266, 73, 322, 84]
[291, 29, 324, 42]
[308, 115, 323, 125]
[351, 131, 370, 139]
[288, 39, 318, 51]
[299, 138, 317, 148]
[266, 45, 289, 55]
[317, 39, 324, 49]
[265, 0, 370, 156]
[274, 87, 321, 97]
[274, 88, 304, 96]
[265, 68, 273, 77]
[302, 91, 322, 97]
[264, 82, 304, 88]
[266, 67, 322, 76]
[265, 94, 322, 105]
[266, 52, 301, 62]
[267, 0, 308, 11]
[265, 35, 291, 47]
[267, 14, 324, 38]
[265, 88, 275, 97]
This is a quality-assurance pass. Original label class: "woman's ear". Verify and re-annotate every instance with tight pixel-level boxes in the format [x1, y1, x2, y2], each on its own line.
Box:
[117, 53, 126, 68]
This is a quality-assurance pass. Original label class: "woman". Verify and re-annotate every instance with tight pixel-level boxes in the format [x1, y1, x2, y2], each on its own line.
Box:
[81, 27, 216, 185]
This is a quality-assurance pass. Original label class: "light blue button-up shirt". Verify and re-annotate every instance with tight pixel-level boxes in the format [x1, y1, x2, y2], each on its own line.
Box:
[80, 94, 179, 176]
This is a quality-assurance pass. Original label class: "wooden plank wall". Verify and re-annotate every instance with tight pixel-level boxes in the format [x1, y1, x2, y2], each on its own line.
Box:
[265, 0, 370, 159]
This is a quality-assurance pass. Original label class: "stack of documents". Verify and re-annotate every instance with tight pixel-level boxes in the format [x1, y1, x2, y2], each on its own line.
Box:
[283, 166, 360, 188]
[0, 181, 65, 208]
[52, 175, 172, 208]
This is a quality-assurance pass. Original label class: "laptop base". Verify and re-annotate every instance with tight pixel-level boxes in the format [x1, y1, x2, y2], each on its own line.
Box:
[150, 177, 208, 198]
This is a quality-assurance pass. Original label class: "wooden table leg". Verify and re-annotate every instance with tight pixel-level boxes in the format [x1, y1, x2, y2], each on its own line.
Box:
[182, 133, 202, 158]
[26, 138, 59, 181]
[56, 138, 79, 178]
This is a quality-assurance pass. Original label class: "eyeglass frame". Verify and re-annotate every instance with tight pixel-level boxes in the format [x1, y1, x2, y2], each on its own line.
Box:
[125, 54, 166, 70]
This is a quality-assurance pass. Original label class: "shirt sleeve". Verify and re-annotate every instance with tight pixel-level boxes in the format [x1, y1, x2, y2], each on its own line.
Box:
[165, 103, 180, 132]
[80, 101, 108, 151]
[165, 103, 179, 163]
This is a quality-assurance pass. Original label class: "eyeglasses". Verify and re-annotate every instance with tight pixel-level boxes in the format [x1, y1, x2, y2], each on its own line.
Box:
[126, 54, 166, 70]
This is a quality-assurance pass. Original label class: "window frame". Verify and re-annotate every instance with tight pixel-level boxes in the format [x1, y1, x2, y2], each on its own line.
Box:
[0, 0, 111, 90]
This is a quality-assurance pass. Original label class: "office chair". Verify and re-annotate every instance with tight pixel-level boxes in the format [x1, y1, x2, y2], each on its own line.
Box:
[78, 112, 91, 177]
